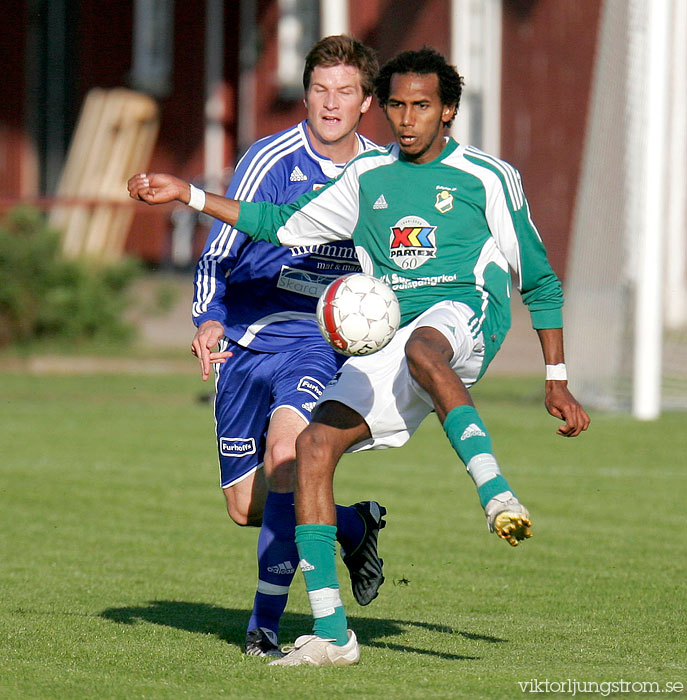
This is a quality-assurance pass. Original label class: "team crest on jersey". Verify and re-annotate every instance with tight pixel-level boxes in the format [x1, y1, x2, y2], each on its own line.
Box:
[389, 216, 437, 270]
[434, 190, 454, 213]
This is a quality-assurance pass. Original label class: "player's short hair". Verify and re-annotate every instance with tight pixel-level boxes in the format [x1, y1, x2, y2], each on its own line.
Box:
[374, 47, 464, 127]
[303, 35, 379, 97]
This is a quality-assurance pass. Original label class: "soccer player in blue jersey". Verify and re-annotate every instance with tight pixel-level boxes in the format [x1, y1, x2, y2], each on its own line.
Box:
[189, 36, 385, 658]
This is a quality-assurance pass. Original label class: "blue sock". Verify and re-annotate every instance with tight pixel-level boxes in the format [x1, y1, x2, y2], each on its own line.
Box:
[335, 504, 365, 556]
[247, 491, 297, 638]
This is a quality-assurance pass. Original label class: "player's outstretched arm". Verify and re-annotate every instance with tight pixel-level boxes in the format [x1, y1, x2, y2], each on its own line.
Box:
[127, 172, 241, 227]
[536, 328, 591, 437]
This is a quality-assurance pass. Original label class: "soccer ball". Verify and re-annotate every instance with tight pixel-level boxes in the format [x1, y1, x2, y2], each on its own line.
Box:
[316, 273, 401, 356]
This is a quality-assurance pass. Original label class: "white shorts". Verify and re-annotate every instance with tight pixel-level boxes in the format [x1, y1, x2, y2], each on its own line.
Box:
[318, 300, 486, 451]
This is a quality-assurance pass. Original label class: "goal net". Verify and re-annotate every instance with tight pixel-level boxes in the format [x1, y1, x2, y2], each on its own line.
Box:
[565, 0, 687, 417]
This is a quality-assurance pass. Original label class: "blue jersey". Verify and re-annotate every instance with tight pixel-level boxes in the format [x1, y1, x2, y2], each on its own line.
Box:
[192, 120, 378, 353]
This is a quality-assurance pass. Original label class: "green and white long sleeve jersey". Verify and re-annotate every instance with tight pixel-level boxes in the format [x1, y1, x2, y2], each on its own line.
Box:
[236, 138, 563, 361]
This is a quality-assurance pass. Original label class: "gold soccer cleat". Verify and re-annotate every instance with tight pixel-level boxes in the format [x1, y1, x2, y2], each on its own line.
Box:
[492, 511, 533, 546]
[485, 492, 533, 547]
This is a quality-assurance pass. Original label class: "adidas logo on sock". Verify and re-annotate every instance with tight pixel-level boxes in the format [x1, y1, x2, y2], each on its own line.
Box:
[298, 558, 315, 572]
[460, 423, 486, 440]
[290, 166, 308, 182]
[267, 560, 296, 575]
[373, 194, 388, 209]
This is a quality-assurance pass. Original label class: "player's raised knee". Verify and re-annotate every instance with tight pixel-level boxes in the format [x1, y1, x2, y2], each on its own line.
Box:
[295, 423, 335, 467]
[405, 331, 449, 380]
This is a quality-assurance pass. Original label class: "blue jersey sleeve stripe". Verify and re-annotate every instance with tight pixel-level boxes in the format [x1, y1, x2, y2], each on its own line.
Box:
[239, 137, 304, 203]
[193, 226, 242, 318]
[231, 125, 300, 190]
[197, 131, 301, 262]
[205, 221, 240, 260]
[232, 127, 302, 201]
[192, 258, 216, 318]
[195, 227, 243, 315]
[193, 127, 306, 320]
[201, 135, 303, 263]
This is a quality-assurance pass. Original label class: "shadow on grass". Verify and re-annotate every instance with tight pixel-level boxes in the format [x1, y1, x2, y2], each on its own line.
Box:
[100, 600, 506, 661]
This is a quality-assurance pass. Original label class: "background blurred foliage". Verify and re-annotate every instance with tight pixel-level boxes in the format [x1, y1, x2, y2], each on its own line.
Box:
[0, 207, 141, 349]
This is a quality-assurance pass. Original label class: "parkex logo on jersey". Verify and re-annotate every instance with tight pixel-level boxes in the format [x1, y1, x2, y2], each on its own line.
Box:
[389, 216, 437, 270]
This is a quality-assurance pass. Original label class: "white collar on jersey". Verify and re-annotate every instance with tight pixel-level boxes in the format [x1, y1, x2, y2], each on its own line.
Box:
[299, 120, 368, 179]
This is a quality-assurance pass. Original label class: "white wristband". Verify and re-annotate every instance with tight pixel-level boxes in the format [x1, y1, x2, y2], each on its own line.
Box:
[546, 363, 568, 381]
[188, 184, 206, 211]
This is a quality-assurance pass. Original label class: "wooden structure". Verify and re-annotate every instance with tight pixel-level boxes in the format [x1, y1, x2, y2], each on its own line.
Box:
[49, 88, 159, 261]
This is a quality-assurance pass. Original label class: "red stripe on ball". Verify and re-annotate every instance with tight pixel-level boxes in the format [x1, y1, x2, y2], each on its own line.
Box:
[322, 274, 351, 351]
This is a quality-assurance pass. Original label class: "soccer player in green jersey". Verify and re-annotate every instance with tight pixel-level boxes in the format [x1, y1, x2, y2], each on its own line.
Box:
[129, 47, 590, 667]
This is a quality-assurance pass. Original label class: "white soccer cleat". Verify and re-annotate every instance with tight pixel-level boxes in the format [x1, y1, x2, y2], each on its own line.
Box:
[484, 491, 532, 546]
[268, 629, 361, 667]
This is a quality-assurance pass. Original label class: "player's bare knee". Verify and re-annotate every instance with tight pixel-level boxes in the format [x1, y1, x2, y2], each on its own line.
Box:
[266, 439, 297, 473]
[296, 424, 326, 463]
[223, 491, 263, 527]
[225, 502, 254, 526]
[405, 338, 441, 382]
[265, 455, 297, 492]
[296, 424, 338, 473]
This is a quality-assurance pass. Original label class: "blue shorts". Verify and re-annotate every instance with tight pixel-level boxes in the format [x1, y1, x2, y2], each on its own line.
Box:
[214, 338, 344, 488]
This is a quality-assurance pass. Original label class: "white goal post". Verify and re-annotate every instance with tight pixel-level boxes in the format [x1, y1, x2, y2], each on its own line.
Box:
[565, 0, 687, 419]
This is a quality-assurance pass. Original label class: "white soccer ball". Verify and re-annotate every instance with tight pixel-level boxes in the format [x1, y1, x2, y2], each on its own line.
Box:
[316, 273, 401, 356]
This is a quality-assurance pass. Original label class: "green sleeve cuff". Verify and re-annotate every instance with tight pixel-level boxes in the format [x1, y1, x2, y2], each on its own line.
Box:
[235, 201, 259, 238]
[530, 307, 563, 329]
[235, 201, 277, 244]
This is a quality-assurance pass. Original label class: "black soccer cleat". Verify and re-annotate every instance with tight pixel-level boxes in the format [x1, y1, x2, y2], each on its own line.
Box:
[342, 501, 387, 606]
[245, 627, 284, 658]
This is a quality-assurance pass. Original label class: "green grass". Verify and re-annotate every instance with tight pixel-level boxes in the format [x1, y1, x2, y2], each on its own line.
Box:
[1, 374, 685, 699]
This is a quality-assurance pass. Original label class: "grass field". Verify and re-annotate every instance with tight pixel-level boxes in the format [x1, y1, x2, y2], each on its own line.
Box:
[1, 372, 685, 699]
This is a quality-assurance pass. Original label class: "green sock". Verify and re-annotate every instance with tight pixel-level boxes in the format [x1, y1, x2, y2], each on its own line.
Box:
[295, 524, 348, 645]
[443, 405, 515, 508]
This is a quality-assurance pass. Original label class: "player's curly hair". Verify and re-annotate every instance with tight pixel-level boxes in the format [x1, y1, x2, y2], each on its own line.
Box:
[374, 47, 464, 127]
[303, 35, 379, 97]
